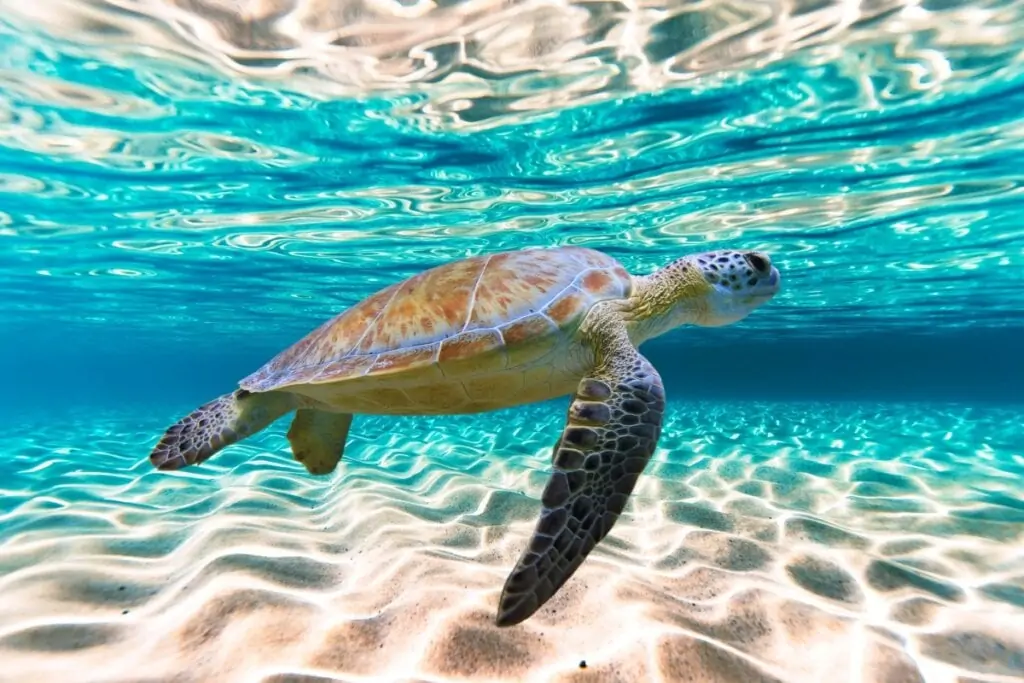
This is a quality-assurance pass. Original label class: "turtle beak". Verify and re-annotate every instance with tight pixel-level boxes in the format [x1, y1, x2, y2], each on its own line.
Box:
[755, 266, 781, 297]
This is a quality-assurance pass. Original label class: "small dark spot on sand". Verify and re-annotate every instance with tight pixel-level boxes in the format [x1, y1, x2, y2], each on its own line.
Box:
[579, 660, 587, 669]
[121, 610, 129, 615]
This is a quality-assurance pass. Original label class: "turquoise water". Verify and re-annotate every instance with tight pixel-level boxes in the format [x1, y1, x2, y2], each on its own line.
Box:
[1, 2, 1023, 682]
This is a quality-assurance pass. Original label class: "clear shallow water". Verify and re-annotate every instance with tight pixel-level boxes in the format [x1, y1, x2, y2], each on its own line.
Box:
[1, 1, 1023, 681]
[1, 402, 1023, 681]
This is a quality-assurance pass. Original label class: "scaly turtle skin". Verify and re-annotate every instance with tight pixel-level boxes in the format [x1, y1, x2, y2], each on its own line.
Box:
[149, 245, 781, 627]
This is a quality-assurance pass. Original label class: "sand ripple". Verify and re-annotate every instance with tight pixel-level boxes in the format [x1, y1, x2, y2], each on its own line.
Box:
[0, 401, 1022, 682]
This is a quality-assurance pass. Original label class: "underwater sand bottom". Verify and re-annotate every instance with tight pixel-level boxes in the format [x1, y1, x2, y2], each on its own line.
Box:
[0, 401, 1022, 682]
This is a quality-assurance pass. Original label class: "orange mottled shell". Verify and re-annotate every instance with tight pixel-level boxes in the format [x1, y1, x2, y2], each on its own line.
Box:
[240, 246, 631, 391]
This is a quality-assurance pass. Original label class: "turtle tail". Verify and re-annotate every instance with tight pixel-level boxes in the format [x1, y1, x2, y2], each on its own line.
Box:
[149, 389, 295, 470]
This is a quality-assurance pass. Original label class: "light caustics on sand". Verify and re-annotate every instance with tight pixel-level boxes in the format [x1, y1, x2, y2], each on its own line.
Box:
[0, 403, 1022, 681]
[0, 1, 1023, 682]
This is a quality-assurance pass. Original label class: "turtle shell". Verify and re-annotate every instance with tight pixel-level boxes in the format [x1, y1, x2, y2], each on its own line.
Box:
[240, 246, 631, 394]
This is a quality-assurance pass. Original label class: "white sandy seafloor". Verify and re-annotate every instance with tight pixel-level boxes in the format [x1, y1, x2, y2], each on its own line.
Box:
[0, 400, 1021, 683]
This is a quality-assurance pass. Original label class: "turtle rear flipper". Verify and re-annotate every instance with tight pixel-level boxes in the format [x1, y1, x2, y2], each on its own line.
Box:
[287, 409, 354, 476]
[149, 389, 295, 470]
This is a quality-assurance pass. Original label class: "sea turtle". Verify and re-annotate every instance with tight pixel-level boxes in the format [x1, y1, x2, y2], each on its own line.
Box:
[149, 245, 780, 626]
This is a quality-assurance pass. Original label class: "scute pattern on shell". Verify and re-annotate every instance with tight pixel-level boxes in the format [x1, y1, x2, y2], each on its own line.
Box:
[240, 247, 631, 391]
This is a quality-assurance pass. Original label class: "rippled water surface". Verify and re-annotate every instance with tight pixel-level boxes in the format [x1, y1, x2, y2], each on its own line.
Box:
[1, 1, 1023, 682]
[3, 0, 1023, 347]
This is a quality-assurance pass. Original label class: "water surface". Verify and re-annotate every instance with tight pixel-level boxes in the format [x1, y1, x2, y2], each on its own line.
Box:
[0, 1, 1022, 681]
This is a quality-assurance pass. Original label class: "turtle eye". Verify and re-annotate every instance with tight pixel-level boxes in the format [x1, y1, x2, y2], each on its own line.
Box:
[744, 252, 769, 274]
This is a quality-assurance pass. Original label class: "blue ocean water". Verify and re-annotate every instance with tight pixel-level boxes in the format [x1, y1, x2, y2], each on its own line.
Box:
[0, 2, 1022, 682]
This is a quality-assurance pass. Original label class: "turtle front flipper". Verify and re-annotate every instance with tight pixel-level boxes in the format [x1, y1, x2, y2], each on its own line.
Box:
[496, 323, 666, 627]
[149, 389, 295, 470]
[287, 409, 354, 476]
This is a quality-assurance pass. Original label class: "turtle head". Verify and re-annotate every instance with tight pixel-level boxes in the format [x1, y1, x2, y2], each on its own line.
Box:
[685, 249, 780, 327]
[631, 249, 780, 338]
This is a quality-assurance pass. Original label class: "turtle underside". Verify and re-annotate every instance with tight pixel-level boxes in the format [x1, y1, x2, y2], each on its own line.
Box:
[239, 247, 632, 414]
